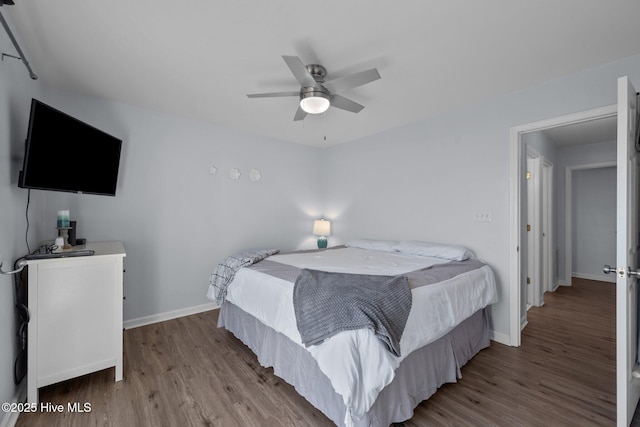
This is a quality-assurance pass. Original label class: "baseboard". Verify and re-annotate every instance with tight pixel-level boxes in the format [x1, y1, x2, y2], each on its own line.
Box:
[123, 302, 219, 329]
[0, 382, 26, 427]
[572, 272, 615, 283]
[490, 330, 511, 346]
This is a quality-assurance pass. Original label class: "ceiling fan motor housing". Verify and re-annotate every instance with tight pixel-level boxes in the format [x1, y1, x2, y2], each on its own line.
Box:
[300, 85, 330, 98]
[305, 64, 327, 83]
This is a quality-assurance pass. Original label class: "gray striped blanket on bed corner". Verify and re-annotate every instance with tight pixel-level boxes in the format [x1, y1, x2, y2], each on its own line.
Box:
[209, 248, 279, 304]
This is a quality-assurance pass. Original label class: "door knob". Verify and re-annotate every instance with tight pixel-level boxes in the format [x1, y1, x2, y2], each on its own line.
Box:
[627, 267, 640, 277]
[603, 265, 640, 277]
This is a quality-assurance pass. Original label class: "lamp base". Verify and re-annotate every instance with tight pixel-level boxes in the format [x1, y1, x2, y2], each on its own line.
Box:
[317, 236, 327, 249]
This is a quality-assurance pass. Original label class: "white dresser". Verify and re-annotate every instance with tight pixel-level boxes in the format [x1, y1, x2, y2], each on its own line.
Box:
[26, 241, 126, 404]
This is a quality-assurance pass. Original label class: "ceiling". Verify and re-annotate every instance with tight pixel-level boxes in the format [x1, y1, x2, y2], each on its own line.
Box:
[541, 116, 618, 148]
[2, 1, 640, 147]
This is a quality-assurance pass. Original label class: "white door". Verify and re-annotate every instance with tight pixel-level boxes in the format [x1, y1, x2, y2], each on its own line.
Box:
[616, 75, 640, 426]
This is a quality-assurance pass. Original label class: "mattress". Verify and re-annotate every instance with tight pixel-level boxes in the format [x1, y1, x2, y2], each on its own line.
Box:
[214, 246, 497, 426]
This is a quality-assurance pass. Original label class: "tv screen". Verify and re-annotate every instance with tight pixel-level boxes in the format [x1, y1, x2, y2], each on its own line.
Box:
[18, 99, 123, 196]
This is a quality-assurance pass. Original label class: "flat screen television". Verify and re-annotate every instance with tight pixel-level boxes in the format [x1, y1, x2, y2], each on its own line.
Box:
[18, 99, 123, 196]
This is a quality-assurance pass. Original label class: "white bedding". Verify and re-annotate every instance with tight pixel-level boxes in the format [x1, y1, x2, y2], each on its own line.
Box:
[222, 247, 497, 426]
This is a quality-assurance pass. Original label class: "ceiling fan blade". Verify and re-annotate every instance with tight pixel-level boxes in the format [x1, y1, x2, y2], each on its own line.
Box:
[282, 55, 317, 88]
[330, 94, 364, 113]
[323, 68, 380, 94]
[247, 91, 299, 98]
[293, 105, 307, 121]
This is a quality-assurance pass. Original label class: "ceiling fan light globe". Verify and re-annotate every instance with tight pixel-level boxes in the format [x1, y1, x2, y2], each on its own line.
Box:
[300, 95, 330, 114]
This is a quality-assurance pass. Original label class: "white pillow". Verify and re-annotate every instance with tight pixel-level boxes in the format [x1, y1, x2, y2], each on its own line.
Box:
[393, 240, 474, 261]
[345, 239, 399, 252]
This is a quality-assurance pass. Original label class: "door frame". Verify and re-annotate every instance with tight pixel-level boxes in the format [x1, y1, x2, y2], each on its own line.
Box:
[509, 104, 617, 346]
[541, 157, 554, 293]
[526, 151, 538, 308]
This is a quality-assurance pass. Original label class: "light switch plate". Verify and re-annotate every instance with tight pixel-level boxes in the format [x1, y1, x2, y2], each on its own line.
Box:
[473, 210, 492, 222]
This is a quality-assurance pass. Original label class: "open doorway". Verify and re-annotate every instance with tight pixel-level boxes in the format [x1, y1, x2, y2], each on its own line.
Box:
[509, 105, 617, 346]
[566, 163, 617, 285]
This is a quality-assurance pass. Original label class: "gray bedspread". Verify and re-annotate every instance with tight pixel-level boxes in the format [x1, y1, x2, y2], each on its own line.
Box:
[208, 248, 279, 304]
[248, 259, 301, 283]
[251, 258, 486, 290]
[293, 269, 412, 357]
[405, 258, 486, 288]
[246, 256, 487, 357]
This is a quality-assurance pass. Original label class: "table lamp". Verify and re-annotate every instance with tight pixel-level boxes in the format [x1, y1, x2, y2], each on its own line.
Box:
[313, 219, 331, 249]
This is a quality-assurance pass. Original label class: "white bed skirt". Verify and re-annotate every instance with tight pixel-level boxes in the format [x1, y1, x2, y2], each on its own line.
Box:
[218, 302, 490, 427]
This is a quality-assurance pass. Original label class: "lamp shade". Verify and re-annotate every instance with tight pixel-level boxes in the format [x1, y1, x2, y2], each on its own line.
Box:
[313, 219, 331, 236]
[300, 92, 330, 114]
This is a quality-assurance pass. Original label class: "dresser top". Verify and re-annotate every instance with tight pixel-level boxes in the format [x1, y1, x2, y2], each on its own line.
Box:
[26, 241, 126, 264]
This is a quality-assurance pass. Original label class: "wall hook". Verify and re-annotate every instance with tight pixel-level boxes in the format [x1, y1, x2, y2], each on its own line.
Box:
[1, 52, 21, 61]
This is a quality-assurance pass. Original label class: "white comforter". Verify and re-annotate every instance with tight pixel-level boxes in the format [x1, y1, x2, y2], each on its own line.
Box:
[223, 247, 497, 427]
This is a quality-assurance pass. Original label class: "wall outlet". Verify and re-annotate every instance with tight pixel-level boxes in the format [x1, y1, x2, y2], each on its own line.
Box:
[473, 210, 492, 222]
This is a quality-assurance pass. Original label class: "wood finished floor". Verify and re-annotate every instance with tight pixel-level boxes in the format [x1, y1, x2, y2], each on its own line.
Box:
[16, 278, 626, 426]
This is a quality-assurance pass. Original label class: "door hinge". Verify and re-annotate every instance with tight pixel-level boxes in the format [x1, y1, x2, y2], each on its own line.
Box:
[527, 277, 531, 284]
[527, 224, 531, 232]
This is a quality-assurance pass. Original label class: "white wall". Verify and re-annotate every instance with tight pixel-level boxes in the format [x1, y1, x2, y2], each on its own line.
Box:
[322, 53, 640, 341]
[0, 33, 43, 417]
[572, 166, 616, 281]
[322, 107, 510, 336]
[523, 131, 559, 162]
[1, 66, 322, 415]
[27, 88, 323, 322]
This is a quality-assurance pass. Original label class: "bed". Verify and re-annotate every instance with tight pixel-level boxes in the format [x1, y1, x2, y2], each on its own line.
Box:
[207, 239, 497, 427]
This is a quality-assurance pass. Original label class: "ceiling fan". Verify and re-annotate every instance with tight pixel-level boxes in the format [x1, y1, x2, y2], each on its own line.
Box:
[247, 55, 381, 121]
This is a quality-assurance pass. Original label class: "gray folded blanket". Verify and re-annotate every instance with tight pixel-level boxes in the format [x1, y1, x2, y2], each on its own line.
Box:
[293, 269, 412, 357]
